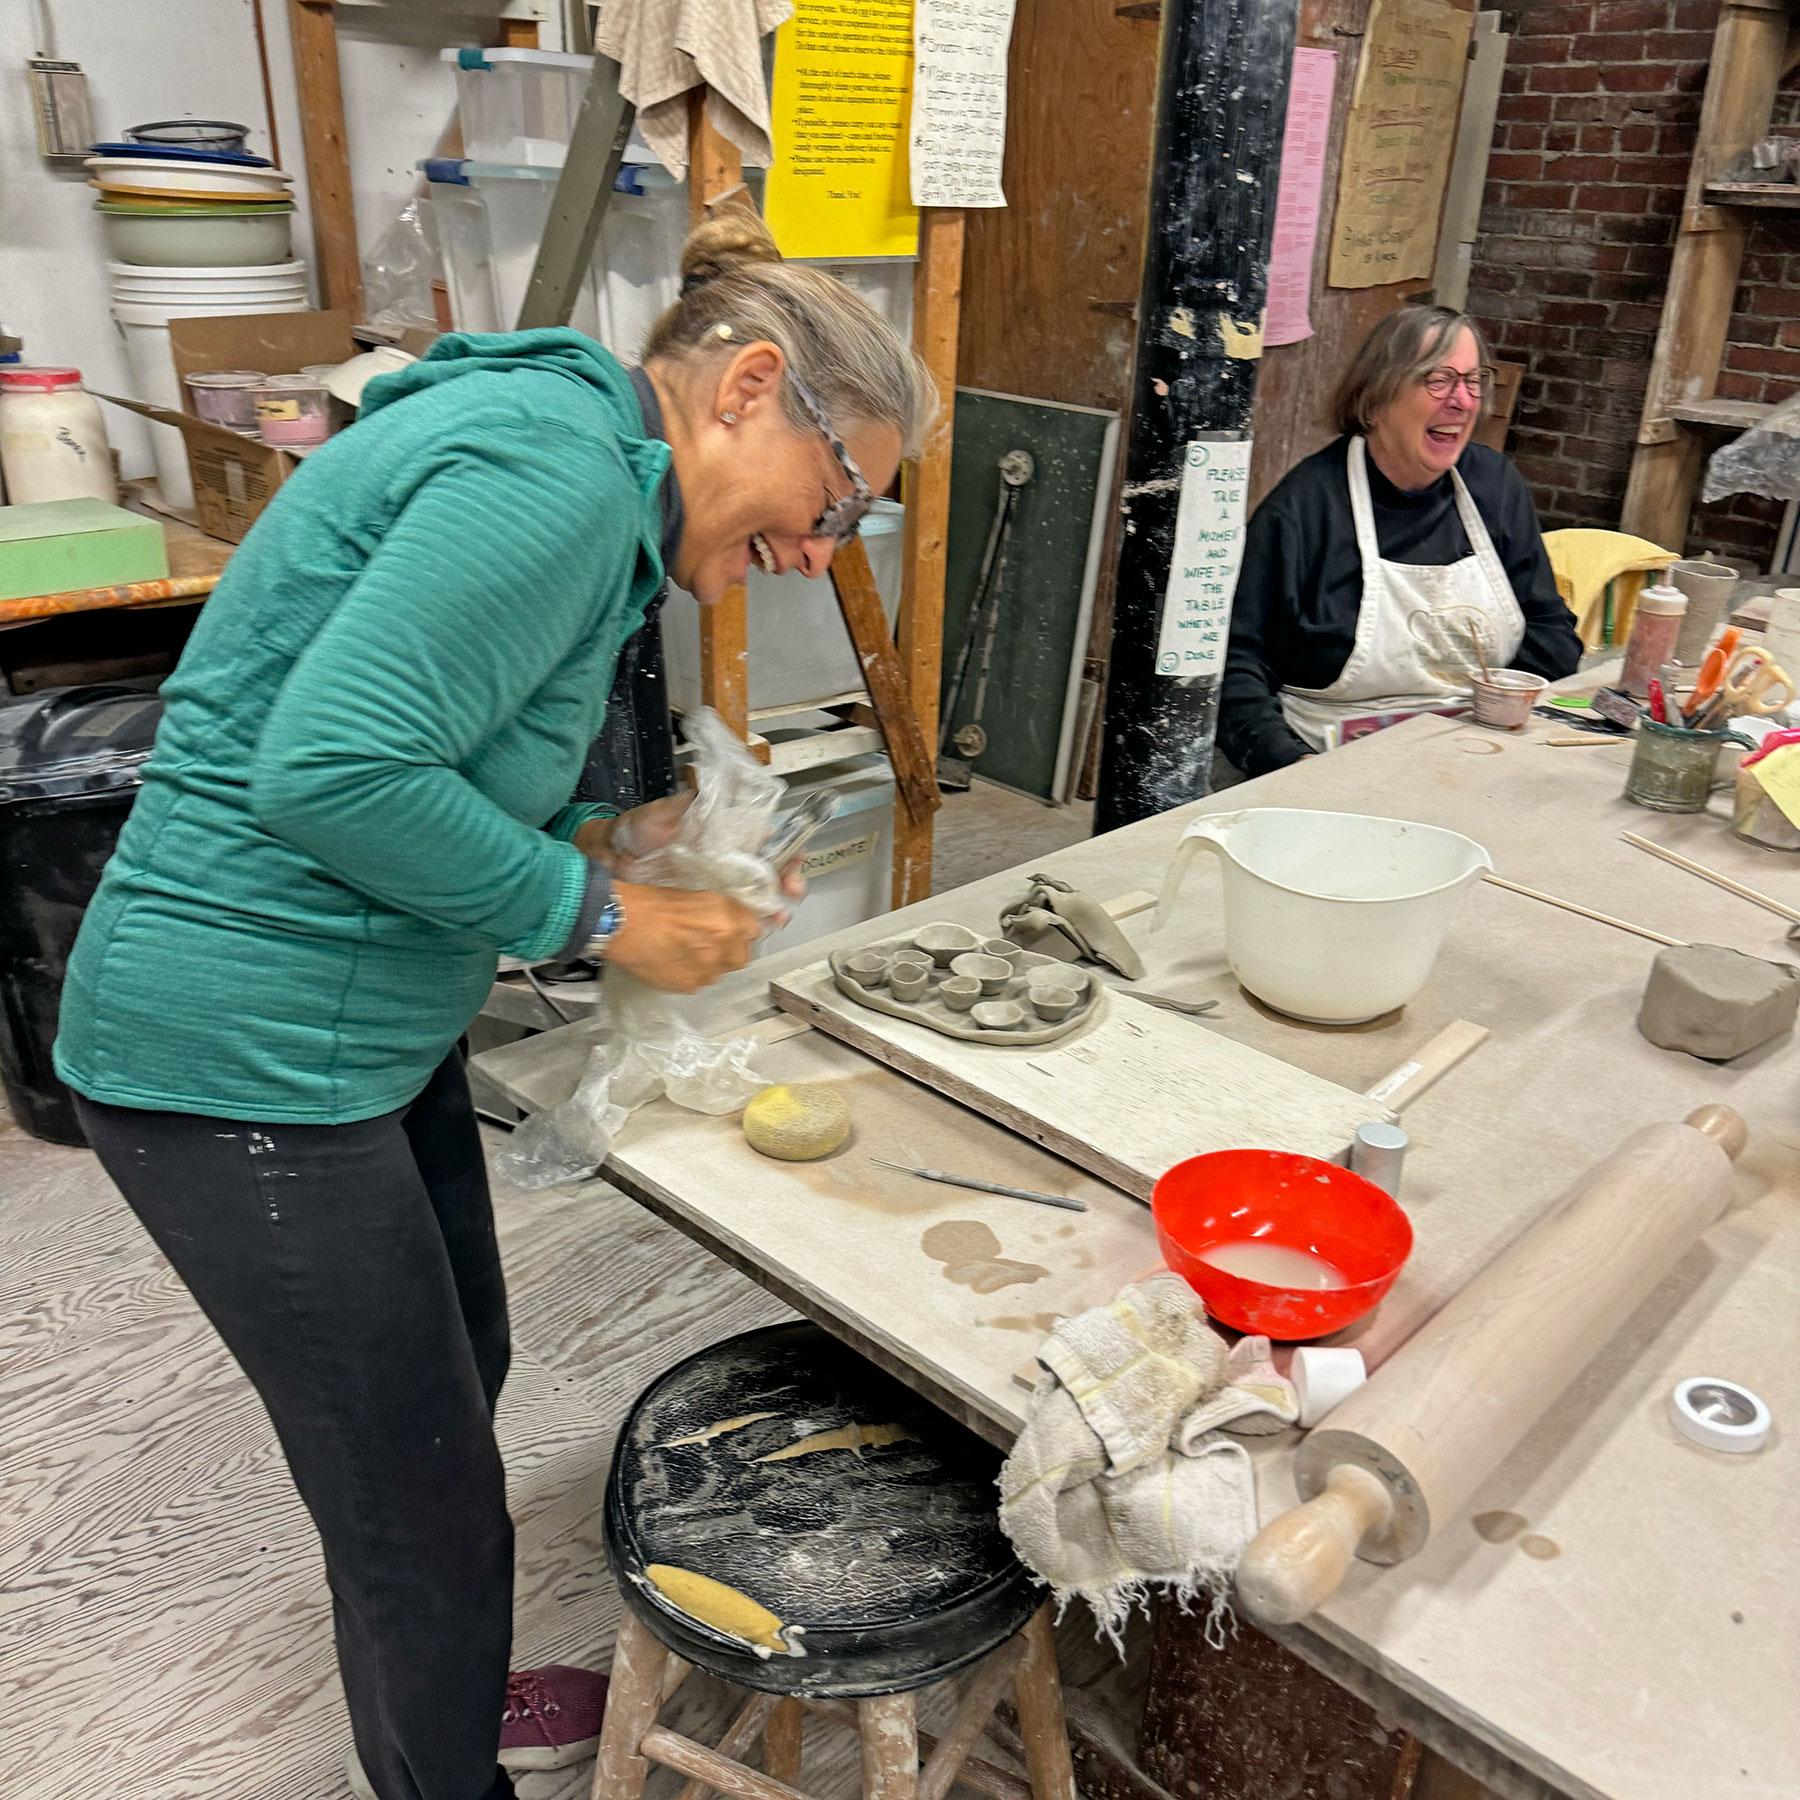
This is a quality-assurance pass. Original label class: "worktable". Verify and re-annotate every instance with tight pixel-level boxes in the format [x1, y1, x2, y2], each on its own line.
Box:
[480, 710, 1800, 1800]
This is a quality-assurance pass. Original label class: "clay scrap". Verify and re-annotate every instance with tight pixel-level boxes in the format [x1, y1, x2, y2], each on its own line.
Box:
[999, 872, 1146, 980]
[1638, 943, 1800, 1061]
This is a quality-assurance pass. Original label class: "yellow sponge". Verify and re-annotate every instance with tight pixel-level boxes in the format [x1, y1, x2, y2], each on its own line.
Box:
[743, 1083, 850, 1161]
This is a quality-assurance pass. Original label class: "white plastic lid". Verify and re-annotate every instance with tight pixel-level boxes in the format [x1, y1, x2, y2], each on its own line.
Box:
[1669, 1377, 1769, 1453]
[1637, 582, 1687, 616]
[442, 46, 593, 70]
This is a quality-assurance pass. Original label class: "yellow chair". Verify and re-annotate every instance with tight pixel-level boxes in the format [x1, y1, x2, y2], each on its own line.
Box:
[1542, 529, 1677, 651]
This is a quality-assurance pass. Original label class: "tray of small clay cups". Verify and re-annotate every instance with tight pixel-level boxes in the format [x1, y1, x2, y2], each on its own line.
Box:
[827, 921, 1105, 1045]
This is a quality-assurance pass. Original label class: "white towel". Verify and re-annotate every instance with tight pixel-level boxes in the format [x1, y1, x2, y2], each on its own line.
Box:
[594, 0, 792, 179]
[997, 1273, 1297, 1644]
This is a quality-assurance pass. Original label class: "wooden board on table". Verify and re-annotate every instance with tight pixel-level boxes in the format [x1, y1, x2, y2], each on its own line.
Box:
[768, 959, 1391, 1201]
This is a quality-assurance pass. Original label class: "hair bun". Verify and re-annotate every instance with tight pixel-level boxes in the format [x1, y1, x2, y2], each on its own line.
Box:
[680, 196, 783, 293]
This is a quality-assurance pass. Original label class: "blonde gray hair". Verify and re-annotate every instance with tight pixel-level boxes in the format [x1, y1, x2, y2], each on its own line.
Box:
[1331, 306, 1492, 438]
[643, 203, 937, 459]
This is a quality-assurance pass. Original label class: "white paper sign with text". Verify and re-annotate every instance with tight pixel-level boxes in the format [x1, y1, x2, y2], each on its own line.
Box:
[910, 0, 1016, 208]
[1155, 436, 1253, 678]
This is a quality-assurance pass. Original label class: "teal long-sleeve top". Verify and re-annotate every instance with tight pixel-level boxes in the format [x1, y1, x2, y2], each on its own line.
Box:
[55, 330, 668, 1124]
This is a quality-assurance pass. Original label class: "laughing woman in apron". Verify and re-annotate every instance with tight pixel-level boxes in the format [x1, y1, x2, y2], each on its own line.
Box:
[1218, 306, 1582, 777]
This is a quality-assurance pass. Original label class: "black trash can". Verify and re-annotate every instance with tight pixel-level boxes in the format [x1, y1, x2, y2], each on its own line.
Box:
[0, 685, 163, 1145]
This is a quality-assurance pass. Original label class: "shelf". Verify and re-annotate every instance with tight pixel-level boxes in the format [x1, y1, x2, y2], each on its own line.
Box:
[1703, 181, 1800, 209]
[1667, 398, 1774, 430]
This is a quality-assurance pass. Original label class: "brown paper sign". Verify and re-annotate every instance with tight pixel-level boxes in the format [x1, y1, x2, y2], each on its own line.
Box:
[1328, 0, 1473, 289]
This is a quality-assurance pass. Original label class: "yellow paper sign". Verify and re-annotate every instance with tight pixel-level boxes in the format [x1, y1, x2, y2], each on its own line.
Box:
[1328, 0, 1473, 288]
[764, 0, 920, 261]
[1750, 743, 1800, 829]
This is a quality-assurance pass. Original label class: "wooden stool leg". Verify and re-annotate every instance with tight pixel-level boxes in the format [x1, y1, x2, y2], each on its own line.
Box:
[593, 1609, 679, 1800]
[765, 1698, 805, 1786]
[858, 1692, 920, 1800]
[1012, 1605, 1078, 1800]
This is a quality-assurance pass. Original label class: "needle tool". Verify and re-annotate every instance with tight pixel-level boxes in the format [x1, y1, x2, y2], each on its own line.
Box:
[870, 1159, 1089, 1212]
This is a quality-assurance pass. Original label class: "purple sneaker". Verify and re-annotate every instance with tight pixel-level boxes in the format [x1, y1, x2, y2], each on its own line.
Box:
[499, 1664, 609, 1771]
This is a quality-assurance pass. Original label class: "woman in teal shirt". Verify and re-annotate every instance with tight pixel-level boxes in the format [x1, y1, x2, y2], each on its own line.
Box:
[56, 211, 931, 1800]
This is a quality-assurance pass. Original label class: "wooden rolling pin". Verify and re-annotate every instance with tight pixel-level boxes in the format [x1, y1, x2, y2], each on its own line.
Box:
[1236, 1104, 1747, 1625]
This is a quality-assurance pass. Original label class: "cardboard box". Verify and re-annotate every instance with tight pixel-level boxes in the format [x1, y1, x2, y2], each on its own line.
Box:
[0, 497, 169, 602]
[100, 310, 360, 544]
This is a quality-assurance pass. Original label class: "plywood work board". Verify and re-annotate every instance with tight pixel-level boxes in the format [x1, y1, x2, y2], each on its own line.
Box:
[768, 963, 1392, 1199]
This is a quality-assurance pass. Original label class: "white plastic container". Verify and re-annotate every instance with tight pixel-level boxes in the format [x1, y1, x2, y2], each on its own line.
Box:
[85, 155, 294, 202]
[106, 258, 308, 297]
[442, 47, 594, 165]
[96, 204, 294, 269]
[428, 166, 601, 337]
[1766, 588, 1800, 679]
[662, 500, 907, 715]
[754, 751, 897, 956]
[110, 264, 309, 509]
[0, 367, 118, 504]
[1157, 808, 1492, 1023]
[596, 165, 688, 360]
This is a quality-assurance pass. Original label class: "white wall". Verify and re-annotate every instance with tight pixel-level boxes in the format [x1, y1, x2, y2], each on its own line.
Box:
[0, 0, 308, 478]
[0, 0, 562, 481]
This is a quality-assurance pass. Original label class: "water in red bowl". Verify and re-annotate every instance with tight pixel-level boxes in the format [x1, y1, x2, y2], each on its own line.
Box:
[1152, 1148, 1413, 1340]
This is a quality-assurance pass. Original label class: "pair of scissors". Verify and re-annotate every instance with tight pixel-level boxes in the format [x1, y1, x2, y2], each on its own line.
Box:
[1718, 648, 1796, 717]
[1682, 627, 1743, 723]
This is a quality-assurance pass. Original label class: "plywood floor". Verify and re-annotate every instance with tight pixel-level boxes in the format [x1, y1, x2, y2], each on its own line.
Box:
[0, 1110, 798, 1800]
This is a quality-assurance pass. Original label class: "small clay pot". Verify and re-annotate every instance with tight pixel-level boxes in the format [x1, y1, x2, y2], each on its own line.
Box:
[951, 952, 1014, 996]
[1030, 985, 1079, 1021]
[940, 975, 982, 1012]
[913, 921, 984, 966]
[1029, 964, 1089, 996]
[972, 999, 1028, 1031]
[1468, 669, 1548, 731]
[844, 951, 890, 989]
[890, 968, 930, 1003]
[982, 937, 1025, 967]
[888, 951, 932, 981]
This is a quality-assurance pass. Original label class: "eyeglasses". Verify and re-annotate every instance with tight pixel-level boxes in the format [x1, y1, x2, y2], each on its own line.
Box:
[1419, 364, 1493, 401]
[784, 367, 875, 543]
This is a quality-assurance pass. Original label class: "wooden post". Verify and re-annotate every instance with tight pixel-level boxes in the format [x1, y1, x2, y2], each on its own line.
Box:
[287, 0, 362, 319]
[893, 207, 966, 908]
[690, 92, 756, 751]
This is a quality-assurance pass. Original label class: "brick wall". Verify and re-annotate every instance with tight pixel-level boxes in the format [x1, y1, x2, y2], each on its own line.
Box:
[1467, 1, 1800, 568]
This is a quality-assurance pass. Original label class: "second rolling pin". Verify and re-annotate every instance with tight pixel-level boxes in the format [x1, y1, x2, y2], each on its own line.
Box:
[1236, 1104, 1747, 1625]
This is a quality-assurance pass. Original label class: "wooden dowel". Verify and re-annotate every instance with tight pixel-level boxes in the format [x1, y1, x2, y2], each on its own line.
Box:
[1363, 1020, 1491, 1112]
[674, 1693, 780, 1800]
[1621, 830, 1800, 927]
[0, 573, 220, 624]
[918, 1640, 1023, 1800]
[798, 1699, 1034, 1800]
[1481, 871, 1687, 947]
[643, 1726, 810, 1800]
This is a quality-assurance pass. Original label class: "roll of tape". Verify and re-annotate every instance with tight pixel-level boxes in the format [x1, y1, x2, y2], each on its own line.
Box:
[1292, 1346, 1367, 1428]
[1669, 1377, 1770, 1454]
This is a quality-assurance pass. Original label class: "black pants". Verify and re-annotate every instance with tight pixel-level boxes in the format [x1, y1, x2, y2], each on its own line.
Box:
[77, 1054, 517, 1800]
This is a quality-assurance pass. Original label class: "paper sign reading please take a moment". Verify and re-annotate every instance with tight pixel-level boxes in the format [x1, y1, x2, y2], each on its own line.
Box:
[910, 0, 1016, 208]
[1155, 436, 1253, 679]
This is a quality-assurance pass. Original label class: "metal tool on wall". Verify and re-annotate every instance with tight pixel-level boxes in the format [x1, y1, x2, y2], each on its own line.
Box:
[937, 449, 1033, 791]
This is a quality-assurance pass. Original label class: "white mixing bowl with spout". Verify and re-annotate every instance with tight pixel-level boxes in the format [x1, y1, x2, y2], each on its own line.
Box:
[1156, 808, 1492, 1023]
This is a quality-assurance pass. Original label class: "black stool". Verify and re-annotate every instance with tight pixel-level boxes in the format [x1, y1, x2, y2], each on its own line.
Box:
[593, 1323, 1077, 1800]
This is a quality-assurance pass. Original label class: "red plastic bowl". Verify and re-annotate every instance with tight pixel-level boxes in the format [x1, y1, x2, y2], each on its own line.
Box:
[1152, 1149, 1413, 1340]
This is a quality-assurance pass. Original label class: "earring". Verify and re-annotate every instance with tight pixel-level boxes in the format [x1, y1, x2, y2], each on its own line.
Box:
[720, 410, 737, 424]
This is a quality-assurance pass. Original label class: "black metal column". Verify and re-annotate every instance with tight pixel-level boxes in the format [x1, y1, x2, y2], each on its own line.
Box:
[1094, 0, 1300, 835]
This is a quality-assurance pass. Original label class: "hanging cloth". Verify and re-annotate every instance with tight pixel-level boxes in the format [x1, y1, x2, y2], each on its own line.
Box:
[1280, 436, 1526, 752]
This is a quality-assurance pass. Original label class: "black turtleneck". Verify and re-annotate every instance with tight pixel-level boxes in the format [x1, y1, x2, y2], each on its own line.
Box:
[1218, 435, 1582, 777]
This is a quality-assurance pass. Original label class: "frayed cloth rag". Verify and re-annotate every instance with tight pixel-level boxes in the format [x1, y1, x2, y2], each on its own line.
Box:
[997, 1273, 1297, 1642]
[594, 0, 791, 179]
[999, 873, 1145, 981]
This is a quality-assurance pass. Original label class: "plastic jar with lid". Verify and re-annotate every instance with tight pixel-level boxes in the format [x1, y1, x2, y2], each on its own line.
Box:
[0, 367, 118, 505]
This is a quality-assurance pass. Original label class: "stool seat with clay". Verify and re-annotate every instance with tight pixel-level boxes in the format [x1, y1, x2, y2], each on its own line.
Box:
[592, 1322, 1078, 1800]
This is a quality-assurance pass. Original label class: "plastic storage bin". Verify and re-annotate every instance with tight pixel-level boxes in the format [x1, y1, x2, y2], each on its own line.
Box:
[0, 685, 164, 1144]
[662, 500, 906, 715]
[443, 47, 593, 166]
[755, 750, 897, 956]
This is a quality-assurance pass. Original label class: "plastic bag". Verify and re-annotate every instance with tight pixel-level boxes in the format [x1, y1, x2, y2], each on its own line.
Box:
[492, 711, 785, 1188]
[361, 196, 443, 336]
[1702, 390, 1800, 504]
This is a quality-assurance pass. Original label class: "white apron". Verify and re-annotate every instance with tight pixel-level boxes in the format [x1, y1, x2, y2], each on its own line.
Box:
[1280, 436, 1526, 751]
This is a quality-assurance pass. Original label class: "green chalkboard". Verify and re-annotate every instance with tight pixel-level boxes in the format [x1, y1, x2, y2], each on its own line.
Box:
[940, 388, 1119, 803]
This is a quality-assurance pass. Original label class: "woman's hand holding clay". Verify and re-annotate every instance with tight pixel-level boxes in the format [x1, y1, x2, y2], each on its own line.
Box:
[602, 883, 760, 992]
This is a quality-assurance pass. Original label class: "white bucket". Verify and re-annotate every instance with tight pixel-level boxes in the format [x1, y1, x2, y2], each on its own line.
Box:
[110, 284, 308, 510]
[107, 258, 308, 284]
[1156, 807, 1492, 1023]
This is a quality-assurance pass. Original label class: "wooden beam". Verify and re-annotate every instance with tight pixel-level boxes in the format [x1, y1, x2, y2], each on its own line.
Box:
[287, 0, 362, 319]
[894, 207, 966, 908]
[691, 92, 754, 745]
[829, 535, 941, 827]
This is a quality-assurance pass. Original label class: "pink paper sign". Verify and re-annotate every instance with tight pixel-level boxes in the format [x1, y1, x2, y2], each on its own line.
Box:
[1264, 48, 1338, 349]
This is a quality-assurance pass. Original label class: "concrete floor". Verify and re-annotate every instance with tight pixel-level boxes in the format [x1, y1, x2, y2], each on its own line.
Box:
[931, 779, 1094, 894]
